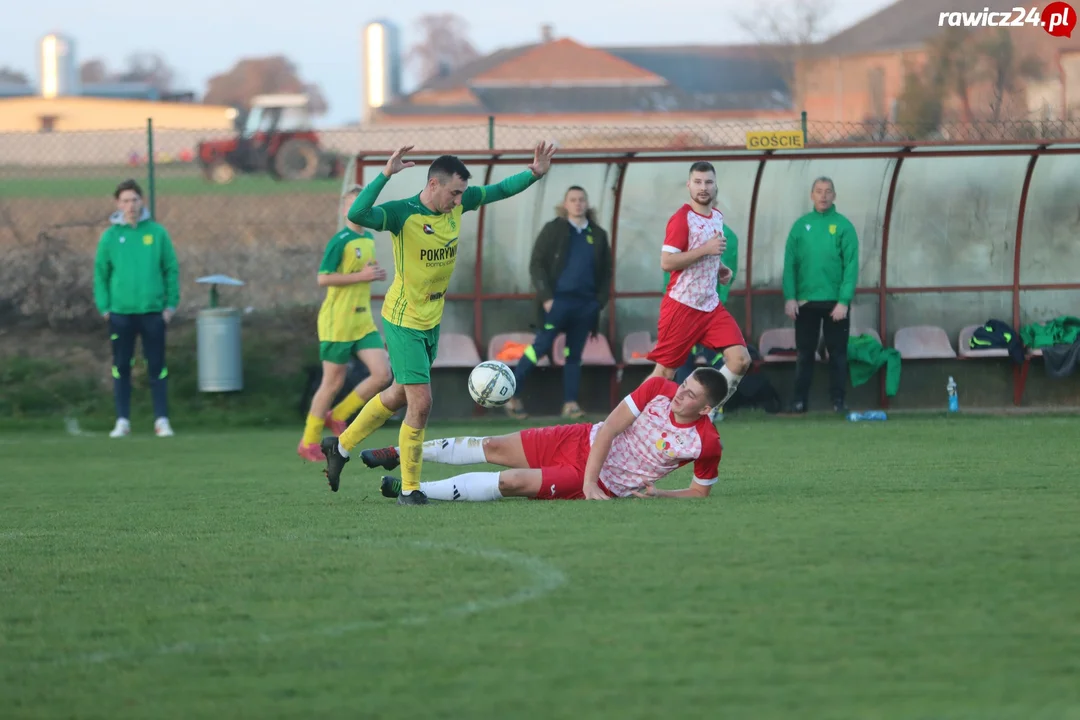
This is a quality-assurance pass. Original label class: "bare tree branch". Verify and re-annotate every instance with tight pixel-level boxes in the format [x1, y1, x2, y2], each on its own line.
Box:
[406, 14, 481, 87]
[732, 0, 834, 107]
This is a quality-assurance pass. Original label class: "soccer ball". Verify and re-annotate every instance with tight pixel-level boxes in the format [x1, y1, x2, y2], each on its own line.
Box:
[468, 360, 517, 408]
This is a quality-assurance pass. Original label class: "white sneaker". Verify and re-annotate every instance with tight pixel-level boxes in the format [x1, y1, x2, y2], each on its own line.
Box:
[154, 417, 174, 437]
[109, 418, 131, 438]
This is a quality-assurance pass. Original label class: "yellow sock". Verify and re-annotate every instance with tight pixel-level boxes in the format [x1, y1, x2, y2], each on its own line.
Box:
[301, 414, 324, 445]
[399, 422, 425, 493]
[330, 391, 366, 422]
[339, 393, 394, 452]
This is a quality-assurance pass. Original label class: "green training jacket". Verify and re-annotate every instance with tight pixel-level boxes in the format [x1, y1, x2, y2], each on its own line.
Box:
[93, 207, 180, 316]
[782, 205, 859, 305]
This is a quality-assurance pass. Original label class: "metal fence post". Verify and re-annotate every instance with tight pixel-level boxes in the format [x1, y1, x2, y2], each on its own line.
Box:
[801, 110, 808, 146]
[146, 117, 157, 219]
[488, 115, 495, 149]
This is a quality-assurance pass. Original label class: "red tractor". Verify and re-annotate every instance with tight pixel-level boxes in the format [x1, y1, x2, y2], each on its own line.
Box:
[196, 94, 344, 184]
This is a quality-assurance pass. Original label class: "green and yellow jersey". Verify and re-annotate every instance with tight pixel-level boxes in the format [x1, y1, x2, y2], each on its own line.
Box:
[347, 169, 539, 331]
[317, 227, 378, 342]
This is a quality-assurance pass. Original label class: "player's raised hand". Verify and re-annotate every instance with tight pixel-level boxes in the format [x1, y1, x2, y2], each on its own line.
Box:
[528, 140, 557, 177]
[383, 145, 416, 177]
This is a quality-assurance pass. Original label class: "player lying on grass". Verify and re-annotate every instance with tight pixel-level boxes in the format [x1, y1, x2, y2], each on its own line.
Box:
[357, 368, 727, 501]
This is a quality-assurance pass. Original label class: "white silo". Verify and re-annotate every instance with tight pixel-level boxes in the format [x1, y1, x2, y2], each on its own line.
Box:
[40, 33, 78, 98]
[361, 20, 402, 123]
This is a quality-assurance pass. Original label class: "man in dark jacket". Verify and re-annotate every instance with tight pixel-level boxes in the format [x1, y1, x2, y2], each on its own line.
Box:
[506, 186, 612, 419]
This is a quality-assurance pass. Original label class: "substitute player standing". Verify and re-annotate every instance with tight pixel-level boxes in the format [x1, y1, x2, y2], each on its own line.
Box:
[647, 161, 750, 407]
[319, 142, 556, 505]
[359, 368, 727, 502]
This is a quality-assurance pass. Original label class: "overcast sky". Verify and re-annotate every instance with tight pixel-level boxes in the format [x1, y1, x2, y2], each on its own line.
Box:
[3, 0, 896, 126]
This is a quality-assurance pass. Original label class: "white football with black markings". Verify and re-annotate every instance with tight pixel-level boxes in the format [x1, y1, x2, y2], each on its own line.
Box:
[468, 361, 517, 408]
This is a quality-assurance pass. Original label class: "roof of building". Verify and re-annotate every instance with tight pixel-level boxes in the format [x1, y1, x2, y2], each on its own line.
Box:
[818, 0, 1007, 56]
[0, 83, 34, 98]
[605, 46, 788, 96]
[382, 39, 791, 117]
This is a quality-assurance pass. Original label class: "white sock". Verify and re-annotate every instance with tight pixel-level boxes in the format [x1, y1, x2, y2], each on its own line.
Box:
[337, 442, 350, 458]
[420, 472, 502, 502]
[418, 437, 488, 465]
[719, 365, 743, 406]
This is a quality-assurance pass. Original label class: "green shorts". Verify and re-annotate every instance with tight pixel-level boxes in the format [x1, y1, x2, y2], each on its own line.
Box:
[384, 320, 440, 385]
[319, 331, 384, 364]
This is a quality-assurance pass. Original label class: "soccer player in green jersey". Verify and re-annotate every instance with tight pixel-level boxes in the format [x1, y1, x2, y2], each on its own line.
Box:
[298, 185, 393, 462]
[320, 141, 557, 505]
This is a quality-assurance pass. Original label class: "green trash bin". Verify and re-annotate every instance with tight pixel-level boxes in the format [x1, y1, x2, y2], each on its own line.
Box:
[195, 275, 245, 392]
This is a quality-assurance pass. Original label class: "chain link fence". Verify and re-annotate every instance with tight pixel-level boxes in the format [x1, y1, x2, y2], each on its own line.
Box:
[2, 115, 1079, 331]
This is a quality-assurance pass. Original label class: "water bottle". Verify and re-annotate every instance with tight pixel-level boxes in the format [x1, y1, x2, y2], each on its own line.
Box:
[848, 410, 887, 422]
[947, 376, 959, 413]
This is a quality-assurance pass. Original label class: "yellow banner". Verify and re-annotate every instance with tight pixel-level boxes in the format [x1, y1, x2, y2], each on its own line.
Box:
[745, 130, 805, 150]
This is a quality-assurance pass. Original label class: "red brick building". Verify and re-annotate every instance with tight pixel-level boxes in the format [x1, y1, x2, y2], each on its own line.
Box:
[799, 0, 1080, 126]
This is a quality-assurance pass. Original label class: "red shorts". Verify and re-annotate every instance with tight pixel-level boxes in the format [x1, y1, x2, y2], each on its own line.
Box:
[647, 295, 746, 370]
[519, 423, 615, 500]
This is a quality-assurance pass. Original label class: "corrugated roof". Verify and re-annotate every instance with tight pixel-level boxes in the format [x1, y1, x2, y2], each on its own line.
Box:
[478, 86, 787, 114]
[605, 47, 788, 96]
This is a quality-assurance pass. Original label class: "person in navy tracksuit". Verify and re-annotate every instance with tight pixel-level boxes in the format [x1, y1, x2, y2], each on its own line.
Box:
[506, 186, 611, 420]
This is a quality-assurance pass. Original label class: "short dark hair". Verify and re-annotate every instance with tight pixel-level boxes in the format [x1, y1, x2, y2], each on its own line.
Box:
[690, 367, 728, 407]
[428, 155, 471, 182]
[689, 161, 715, 177]
[565, 185, 586, 197]
[114, 178, 143, 199]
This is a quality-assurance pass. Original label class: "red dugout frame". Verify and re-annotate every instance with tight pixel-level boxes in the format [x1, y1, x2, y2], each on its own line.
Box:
[352, 141, 1080, 409]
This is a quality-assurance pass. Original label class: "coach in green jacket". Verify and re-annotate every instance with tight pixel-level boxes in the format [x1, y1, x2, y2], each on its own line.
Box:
[782, 176, 859, 413]
[506, 186, 612, 420]
[93, 179, 180, 438]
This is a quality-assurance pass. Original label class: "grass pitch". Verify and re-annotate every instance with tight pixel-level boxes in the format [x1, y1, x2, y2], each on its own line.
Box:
[2, 414, 1079, 719]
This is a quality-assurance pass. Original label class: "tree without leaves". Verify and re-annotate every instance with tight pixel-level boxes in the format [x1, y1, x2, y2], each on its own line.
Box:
[79, 59, 107, 85]
[406, 13, 481, 87]
[896, 69, 943, 139]
[203, 56, 328, 115]
[733, 0, 833, 107]
[924, 28, 978, 123]
[78, 53, 176, 93]
[116, 52, 175, 93]
[0, 66, 30, 85]
[977, 29, 1043, 122]
[912, 27, 1045, 133]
